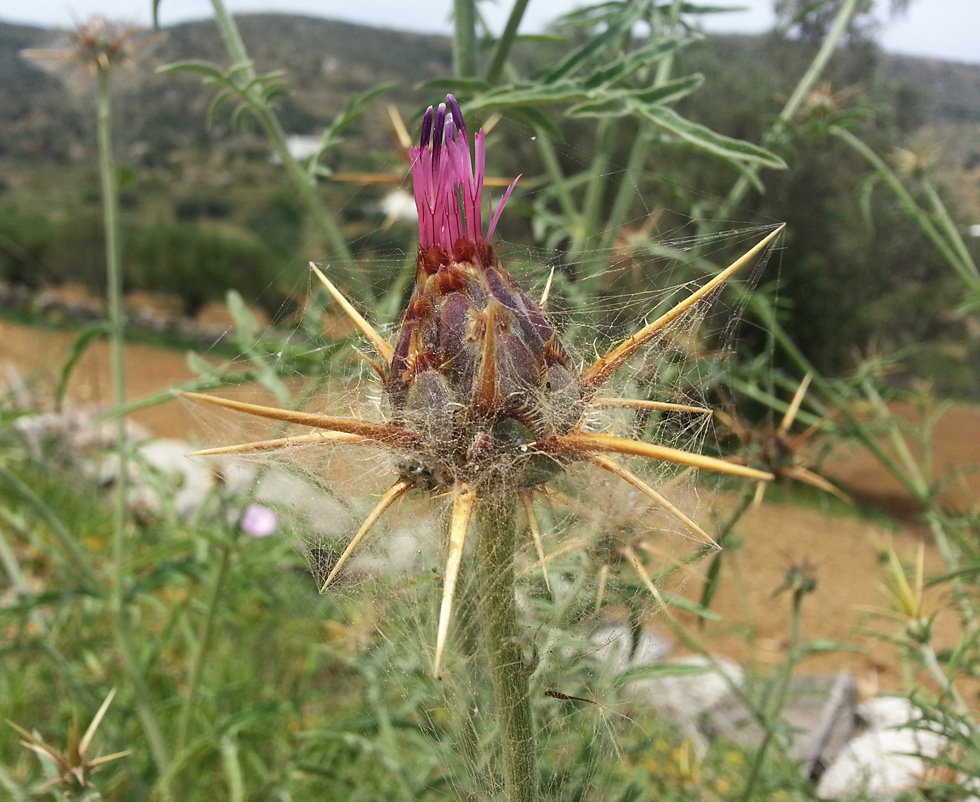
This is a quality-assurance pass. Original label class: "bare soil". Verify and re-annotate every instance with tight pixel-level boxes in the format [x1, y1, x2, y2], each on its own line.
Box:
[3, 318, 978, 696]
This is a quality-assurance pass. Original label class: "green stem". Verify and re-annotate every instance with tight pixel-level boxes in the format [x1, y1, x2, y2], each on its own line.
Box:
[485, 0, 531, 85]
[831, 126, 980, 295]
[97, 66, 171, 777]
[712, 0, 862, 225]
[739, 591, 802, 802]
[176, 542, 232, 752]
[919, 641, 972, 722]
[572, 117, 617, 266]
[454, 0, 479, 79]
[96, 67, 128, 569]
[477, 495, 538, 802]
[207, 0, 364, 297]
[533, 130, 581, 238]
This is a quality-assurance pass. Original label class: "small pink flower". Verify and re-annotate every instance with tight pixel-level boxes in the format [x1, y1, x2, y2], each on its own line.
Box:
[240, 504, 277, 538]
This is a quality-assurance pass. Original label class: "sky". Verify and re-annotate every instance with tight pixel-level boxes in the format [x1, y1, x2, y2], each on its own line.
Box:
[2, 0, 979, 65]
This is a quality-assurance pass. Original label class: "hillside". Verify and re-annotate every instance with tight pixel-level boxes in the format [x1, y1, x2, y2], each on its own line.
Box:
[1, 13, 978, 395]
[1, 14, 978, 201]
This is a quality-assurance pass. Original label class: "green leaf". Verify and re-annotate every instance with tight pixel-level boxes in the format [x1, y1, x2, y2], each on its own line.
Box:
[306, 84, 394, 171]
[230, 103, 254, 134]
[583, 35, 701, 89]
[617, 662, 719, 684]
[186, 352, 222, 378]
[55, 322, 108, 411]
[158, 60, 227, 81]
[794, 639, 863, 658]
[660, 592, 723, 620]
[474, 81, 592, 110]
[540, 3, 644, 83]
[635, 105, 787, 169]
[416, 77, 491, 94]
[567, 75, 703, 117]
[206, 88, 238, 128]
[226, 290, 260, 340]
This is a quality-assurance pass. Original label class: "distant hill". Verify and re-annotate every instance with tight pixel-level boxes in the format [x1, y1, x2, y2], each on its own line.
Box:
[1, 13, 977, 216]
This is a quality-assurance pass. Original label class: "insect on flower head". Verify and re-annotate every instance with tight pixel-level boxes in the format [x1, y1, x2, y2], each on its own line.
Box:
[182, 95, 783, 677]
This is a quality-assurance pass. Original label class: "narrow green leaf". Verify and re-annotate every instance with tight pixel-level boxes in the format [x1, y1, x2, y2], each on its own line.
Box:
[226, 290, 260, 340]
[474, 81, 592, 109]
[55, 322, 109, 411]
[660, 592, 723, 620]
[584, 35, 700, 89]
[636, 105, 787, 169]
[157, 60, 227, 80]
[206, 88, 238, 129]
[617, 662, 718, 684]
[540, 5, 641, 83]
[417, 77, 491, 94]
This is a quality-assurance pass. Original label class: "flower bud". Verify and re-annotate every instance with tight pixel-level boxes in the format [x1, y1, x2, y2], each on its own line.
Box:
[389, 96, 583, 490]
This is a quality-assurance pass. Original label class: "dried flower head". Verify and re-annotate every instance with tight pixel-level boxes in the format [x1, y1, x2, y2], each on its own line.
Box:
[716, 373, 850, 506]
[21, 15, 159, 80]
[7, 689, 130, 792]
[184, 95, 781, 676]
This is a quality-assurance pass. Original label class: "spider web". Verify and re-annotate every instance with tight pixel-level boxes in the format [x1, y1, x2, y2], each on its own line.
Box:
[181, 117, 783, 800]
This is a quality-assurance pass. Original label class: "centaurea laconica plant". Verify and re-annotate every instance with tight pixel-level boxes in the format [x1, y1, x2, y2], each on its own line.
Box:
[184, 95, 780, 801]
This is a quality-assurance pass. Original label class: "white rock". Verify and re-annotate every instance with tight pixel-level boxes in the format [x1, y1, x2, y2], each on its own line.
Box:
[817, 696, 978, 801]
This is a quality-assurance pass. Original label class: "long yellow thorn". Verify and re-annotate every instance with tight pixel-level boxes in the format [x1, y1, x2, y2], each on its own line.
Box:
[178, 392, 418, 448]
[592, 397, 712, 415]
[186, 430, 366, 457]
[540, 431, 774, 482]
[539, 266, 556, 309]
[310, 262, 394, 365]
[621, 544, 667, 605]
[779, 372, 812, 436]
[589, 455, 717, 548]
[434, 485, 478, 679]
[320, 480, 412, 592]
[582, 224, 785, 388]
[519, 491, 551, 595]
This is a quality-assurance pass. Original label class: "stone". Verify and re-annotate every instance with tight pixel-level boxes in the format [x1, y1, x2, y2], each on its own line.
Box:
[816, 696, 978, 801]
[702, 671, 857, 772]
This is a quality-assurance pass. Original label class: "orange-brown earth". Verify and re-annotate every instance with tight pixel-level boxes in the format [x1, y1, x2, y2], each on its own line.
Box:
[3, 318, 978, 698]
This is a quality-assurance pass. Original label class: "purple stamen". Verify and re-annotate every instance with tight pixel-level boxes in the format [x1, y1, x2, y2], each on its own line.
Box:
[446, 94, 466, 140]
[410, 94, 519, 252]
[432, 103, 447, 149]
[419, 105, 433, 149]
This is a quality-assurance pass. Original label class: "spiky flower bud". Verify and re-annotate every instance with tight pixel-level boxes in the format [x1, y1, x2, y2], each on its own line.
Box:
[389, 96, 582, 491]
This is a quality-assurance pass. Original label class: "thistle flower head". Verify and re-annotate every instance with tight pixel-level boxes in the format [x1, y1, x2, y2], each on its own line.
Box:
[8, 689, 130, 792]
[21, 16, 155, 79]
[390, 95, 577, 491]
[183, 95, 784, 677]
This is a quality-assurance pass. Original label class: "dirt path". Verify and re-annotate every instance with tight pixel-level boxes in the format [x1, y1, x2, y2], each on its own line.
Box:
[3, 319, 978, 694]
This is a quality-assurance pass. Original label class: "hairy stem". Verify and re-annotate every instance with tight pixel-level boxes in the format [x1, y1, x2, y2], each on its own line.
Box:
[739, 589, 803, 802]
[477, 495, 538, 802]
[176, 542, 232, 752]
[207, 0, 364, 297]
[98, 66, 172, 775]
[712, 0, 862, 225]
